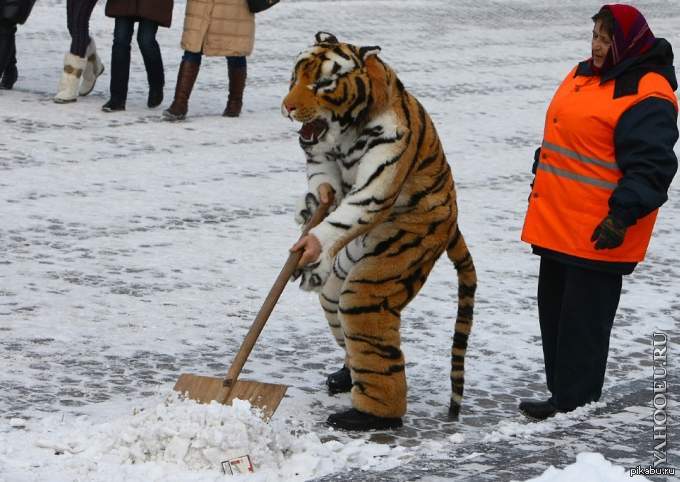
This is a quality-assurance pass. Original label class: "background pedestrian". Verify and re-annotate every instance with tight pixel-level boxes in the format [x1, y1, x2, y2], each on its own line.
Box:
[0, 0, 36, 90]
[54, 0, 105, 103]
[162, 0, 254, 121]
[102, 0, 173, 112]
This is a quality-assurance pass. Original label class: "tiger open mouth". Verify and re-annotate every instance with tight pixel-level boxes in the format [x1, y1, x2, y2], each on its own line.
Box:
[298, 118, 329, 144]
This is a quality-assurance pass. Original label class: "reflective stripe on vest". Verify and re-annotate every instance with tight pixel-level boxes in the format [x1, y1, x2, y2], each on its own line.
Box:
[541, 141, 619, 171]
[536, 161, 618, 190]
[521, 69, 678, 263]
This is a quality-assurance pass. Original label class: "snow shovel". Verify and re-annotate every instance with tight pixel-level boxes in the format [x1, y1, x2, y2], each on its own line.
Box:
[174, 196, 333, 420]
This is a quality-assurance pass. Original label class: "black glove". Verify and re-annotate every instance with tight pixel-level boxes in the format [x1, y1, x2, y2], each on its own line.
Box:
[528, 147, 540, 202]
[591, 215, 627, 250]
[532, 147, 541, 174]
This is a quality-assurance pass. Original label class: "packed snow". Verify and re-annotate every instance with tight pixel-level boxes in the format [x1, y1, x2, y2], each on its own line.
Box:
[523, 453, 651, 482]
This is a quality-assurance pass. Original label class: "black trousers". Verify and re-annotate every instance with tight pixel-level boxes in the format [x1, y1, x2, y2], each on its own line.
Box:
[66, 0, 98, 56]
[537, 256, 622, 410]
[110, 18, 163, 102]
[0, 20, 16, 75]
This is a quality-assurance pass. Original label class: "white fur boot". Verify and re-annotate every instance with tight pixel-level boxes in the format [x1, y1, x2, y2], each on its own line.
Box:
[79, 39, 105, 96]
[54, 53, 87, 104]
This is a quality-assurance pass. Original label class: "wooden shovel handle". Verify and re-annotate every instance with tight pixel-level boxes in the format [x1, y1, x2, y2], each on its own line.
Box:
[223, 194, 334, 388]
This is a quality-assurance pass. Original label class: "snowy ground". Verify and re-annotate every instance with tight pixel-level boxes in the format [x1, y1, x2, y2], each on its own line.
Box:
[1, 0, 679, 481]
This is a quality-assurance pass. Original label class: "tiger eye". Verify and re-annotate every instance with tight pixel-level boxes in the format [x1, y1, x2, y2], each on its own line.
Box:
[315, 79, 333, 88]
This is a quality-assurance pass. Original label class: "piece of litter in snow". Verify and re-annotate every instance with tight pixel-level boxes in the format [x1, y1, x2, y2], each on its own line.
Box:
[222, 454, 255, 475]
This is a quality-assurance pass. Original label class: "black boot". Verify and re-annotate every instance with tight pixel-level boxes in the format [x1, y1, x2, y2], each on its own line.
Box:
[0, 22, 17, 89]
[104, 35, 130, 112]
[147, 86, 163, 108]
[327, 408, 403, 431]
[518, 399, 563, 421]
[0, 43, 17, 90]
[326, 365, 352, 394]
[0, 62, 17, 90]
[102, 99, 126, 112]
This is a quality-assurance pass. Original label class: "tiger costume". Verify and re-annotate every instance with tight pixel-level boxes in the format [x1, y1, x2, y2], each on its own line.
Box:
[283, 32, 476, 429]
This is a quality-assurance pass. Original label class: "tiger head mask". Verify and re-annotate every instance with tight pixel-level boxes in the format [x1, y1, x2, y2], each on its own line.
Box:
[282, 32, 394, 145]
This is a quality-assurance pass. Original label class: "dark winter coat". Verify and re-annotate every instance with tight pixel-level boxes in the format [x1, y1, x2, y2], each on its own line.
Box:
[105, 0, 173, 28]
[531, 38, 679, 275]
[0, 0, 37, 24]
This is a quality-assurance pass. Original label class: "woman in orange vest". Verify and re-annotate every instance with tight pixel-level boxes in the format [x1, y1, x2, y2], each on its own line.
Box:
[520, 4, 678, 420]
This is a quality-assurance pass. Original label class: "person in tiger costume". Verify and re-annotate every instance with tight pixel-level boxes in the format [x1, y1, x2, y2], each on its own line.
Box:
[284, 32, 477, 431]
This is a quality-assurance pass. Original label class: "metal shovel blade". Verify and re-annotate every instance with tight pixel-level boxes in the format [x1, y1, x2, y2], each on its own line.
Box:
[174, 373, 288, 420]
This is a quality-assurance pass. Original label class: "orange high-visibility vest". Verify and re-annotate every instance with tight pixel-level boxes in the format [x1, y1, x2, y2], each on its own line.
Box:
[522, 68, 678, 263]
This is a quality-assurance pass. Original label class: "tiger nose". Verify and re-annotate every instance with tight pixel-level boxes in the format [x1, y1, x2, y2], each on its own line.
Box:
[281, 100, 296, 118]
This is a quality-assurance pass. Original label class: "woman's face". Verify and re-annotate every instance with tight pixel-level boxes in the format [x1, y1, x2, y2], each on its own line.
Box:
[591, 19, 612, 68]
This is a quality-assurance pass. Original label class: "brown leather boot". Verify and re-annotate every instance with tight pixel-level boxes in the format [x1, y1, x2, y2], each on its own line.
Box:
[162, 60, 200, 121]
[223, 65, 247, 117]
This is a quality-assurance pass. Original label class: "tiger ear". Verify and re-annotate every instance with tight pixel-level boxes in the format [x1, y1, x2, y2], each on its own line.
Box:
[365, 55, 389, 115]
[315, 32, 338, 45]
[359, 46, 381, 61]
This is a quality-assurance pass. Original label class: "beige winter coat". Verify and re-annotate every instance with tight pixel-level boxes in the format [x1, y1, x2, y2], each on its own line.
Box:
[181, 0, 255, 56]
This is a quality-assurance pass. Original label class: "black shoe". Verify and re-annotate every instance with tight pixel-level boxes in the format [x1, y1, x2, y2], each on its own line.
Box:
[102, 99, 126, 112]
[0, 64, 17, 90]
[327, 408, 403, 431]
[326, 365, 352, 394]
[518, 399, 560, 421]
[148, 87, 163, 108]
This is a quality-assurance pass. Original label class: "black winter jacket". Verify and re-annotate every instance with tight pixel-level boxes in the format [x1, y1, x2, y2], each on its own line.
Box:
[1, 0, 37, 24]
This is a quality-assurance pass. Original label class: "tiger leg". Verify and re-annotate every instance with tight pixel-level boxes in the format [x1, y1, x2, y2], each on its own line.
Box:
[319, 263, 353, 394]
[339, 231, 442, 419]
[320, 238, 363, 354]
[320, 266, 346, 350]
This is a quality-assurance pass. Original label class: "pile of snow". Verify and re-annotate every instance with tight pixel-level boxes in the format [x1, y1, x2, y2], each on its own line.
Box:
[482, 403, 606, 443]
[523, 452, 650, 482]
[482, 418, 555, 443]
[0, 394, 408, 482]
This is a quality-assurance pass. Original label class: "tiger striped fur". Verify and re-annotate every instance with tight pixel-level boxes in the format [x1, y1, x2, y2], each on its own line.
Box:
[283, 32, 477, 420]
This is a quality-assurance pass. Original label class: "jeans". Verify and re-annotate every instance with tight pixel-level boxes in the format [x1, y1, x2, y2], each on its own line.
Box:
[182, 51, 246, 69]
[110, 17, 164, 102]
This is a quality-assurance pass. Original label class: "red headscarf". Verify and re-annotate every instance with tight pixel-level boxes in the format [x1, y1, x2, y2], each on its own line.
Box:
[599, 4, 656, 71]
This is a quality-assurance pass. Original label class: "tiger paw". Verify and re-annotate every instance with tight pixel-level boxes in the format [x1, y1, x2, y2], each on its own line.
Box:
[295, 192, 320, 225]
[296, 252, 332, 292]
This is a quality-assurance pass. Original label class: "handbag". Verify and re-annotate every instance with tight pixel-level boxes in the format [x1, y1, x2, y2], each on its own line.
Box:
[247, 0, 279, 14]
